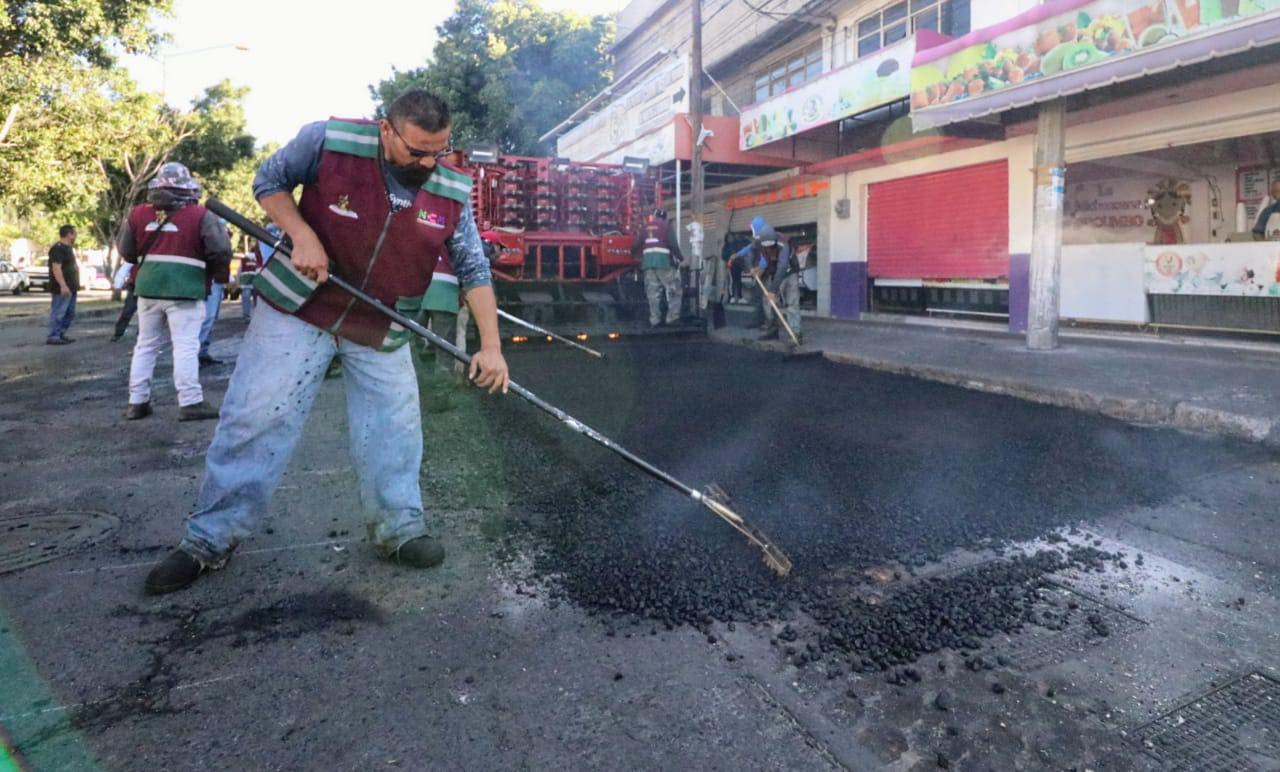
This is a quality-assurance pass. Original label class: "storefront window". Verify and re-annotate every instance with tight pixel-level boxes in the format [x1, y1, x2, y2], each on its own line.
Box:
[1062, 132, 1280, 333]
[753, 44, 824, 103]
[856, 0, 969, 59]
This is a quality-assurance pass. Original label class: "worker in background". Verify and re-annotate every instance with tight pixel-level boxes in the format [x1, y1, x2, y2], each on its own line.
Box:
[1252, 179, 1280, 241]
[414, 252, 461, 377]
[117, 162, 229, 421]
[691, 217, 725, 317]
[750, 225, 801, 344]
[633, 208, 684, 327]
[726, 216, 768, 304]
[197, 223, 231, 365]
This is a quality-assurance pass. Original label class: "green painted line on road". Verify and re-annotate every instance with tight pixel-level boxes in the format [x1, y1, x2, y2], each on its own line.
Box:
[0, 609, 99, 771]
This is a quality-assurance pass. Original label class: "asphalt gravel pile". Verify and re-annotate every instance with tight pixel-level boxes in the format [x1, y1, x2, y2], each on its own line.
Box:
[470, 341, 1258, 669]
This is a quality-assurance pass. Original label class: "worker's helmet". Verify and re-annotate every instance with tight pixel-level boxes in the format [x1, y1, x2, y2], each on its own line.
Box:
[757, 225, 780, 248]
[148, 162, 200, 193]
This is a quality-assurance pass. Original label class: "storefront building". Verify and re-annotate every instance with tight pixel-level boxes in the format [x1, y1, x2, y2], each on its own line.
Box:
[897, 0, 1280, 335]
[733, 0, 1280, 336]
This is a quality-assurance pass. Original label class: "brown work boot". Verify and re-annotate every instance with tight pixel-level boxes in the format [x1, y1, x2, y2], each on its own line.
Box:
[125, 401, 152, 420]
[387, 535, 446, 568]
[144, 550, 205, 595]
[178, 401, 219, 421]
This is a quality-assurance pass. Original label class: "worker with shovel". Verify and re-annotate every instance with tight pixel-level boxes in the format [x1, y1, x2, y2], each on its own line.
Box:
[750, 226, 802, 345]
[144, 89, 509, 594]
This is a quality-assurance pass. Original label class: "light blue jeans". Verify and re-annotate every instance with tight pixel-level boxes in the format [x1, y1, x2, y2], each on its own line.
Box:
[198, 282, 224, 357]
[240, 284, 254, 320]
[180, 303, 429, 563]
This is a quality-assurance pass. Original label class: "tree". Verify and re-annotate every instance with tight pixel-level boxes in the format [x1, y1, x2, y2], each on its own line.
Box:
[88, 82, 258, 263]
[0, 0, 172, 65]
[0, 0, 174, 244]
[370, 0, 612, 155]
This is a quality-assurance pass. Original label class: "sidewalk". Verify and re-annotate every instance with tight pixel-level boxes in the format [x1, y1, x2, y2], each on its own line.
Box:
[715, 315, 1280, 447]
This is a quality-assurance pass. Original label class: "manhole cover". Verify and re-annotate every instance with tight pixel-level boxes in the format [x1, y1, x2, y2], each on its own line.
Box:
[992, 582, 1146, 671]
[1135, 671, 1280, 771]
[0, 510, 119, 575]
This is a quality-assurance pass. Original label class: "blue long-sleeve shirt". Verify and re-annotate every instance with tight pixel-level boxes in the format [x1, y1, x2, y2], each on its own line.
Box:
[253, 120, 491, 290]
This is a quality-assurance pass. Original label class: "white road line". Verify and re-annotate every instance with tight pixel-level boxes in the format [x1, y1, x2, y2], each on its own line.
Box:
[62, 538, 362, 576]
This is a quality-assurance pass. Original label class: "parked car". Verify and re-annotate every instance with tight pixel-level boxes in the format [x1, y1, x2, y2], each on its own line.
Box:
[0, 261, 30, 294]
[24, 258, 50, 292]
[84, 264, 112, 291]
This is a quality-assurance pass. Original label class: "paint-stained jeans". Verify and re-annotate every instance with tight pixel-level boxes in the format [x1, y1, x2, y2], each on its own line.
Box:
[180, 303, 428, 563]
[643, 267, 682, 326]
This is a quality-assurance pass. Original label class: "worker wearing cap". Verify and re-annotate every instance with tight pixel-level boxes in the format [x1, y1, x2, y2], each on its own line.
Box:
[117, 161, 230, 422]
[143, 89, 509, 595]
[749, 225, 801, 343]
[633, 208, 684, 326]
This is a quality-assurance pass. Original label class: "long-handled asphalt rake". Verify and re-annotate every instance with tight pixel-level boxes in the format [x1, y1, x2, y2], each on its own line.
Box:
[208, 199, 792, 577]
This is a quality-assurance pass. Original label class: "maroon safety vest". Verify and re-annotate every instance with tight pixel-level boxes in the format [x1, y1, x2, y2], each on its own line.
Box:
[281, 133, 464, 348]
[127, 203, 210, 300]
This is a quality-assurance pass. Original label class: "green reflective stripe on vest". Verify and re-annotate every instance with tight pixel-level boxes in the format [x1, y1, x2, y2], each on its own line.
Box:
[254, 256, 319, 313]
[421, 271, 459, 313]
[135, 255, 207, 300]
[378, 296, 423, 351]
[641, 248, 672, 270]
[423, 166, 472, 205]
[324, 120, 380, 159]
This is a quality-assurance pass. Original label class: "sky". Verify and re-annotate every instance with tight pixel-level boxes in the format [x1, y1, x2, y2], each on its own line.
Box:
[121, 0, 627, 147]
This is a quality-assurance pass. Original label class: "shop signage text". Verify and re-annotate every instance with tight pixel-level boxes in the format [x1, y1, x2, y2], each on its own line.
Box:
[739, 40, 915, 151]
[725, 180, 830, 211]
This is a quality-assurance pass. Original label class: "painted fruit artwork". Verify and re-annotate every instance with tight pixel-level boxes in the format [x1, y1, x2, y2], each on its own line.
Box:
[906, 0, 1264, 112]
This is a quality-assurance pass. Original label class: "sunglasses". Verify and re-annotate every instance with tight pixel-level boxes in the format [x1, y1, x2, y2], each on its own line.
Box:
[388, 121, 453, 160]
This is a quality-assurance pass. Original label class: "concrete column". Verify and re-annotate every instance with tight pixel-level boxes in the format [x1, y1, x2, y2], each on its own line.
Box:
[1026, 99, 1065, 351]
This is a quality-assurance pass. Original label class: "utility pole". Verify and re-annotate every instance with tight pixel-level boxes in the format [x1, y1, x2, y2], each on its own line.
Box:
[689, 0, 705, 316]
[1026, 98, 1065, 351]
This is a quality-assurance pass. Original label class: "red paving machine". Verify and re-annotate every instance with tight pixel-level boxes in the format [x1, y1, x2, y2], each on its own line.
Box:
[462, 154, 668, 330]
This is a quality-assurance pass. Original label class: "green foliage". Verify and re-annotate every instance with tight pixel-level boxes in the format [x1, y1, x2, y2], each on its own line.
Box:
[0, 0, 172, 65]
[204, 143, 277, 230]
[174, 80, 255, 184]
[0, 58, 168, 218]
[370, 0, 613, 155]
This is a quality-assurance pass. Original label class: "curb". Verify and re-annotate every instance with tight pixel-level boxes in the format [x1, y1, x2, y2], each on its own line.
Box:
[0, 307, 120, 322]
[737, 337, 1278, 448]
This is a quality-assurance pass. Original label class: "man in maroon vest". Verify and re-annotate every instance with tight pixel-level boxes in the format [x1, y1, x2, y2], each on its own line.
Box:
[145, 90, 509, 594]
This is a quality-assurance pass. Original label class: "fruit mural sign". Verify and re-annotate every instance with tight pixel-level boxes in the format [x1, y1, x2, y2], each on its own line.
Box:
[910, 0, 1280, 125]
[739, 40, 915, 151]
[1144, 243, 1280, 296]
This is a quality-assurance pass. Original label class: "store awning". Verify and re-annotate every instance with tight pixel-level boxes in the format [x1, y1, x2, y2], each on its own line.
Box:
[910, 1, 1280, 132]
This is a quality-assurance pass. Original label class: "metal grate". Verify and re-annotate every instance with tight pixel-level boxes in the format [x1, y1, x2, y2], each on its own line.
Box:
[0, 510, 119, 575]
[993, 582, 1146, 672]
[1135, 671, 1280, 772]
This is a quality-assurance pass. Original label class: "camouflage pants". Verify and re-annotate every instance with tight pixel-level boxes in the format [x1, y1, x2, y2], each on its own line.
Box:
[643, 267, 682, 325]
[762, 273, 801, 336]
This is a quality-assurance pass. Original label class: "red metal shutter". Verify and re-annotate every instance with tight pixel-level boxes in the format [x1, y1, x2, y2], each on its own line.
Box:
[867, 161, 1009, 279]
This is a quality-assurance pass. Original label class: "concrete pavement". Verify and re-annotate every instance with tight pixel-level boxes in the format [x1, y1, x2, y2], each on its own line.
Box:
[719, 314, 1280, 447]
[1, 311, 1278, 770]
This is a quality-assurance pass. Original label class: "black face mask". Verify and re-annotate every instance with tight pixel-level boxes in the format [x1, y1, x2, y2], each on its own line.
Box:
[147, 188, 196, 211]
